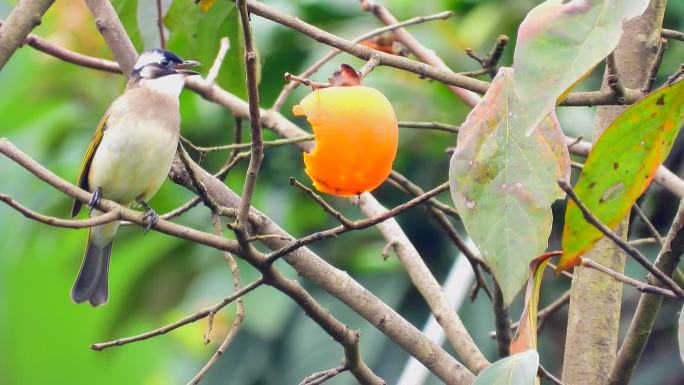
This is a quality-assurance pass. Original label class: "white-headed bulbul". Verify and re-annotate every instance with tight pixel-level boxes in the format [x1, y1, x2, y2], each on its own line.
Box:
[70, 49, 200, 306]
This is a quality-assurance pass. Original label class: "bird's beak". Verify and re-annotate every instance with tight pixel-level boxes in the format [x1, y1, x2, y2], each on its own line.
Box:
[174, 60, 201, 76]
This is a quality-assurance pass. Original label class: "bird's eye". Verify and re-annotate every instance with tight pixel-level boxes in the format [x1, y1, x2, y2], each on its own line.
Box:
[160, 59, 170, 67]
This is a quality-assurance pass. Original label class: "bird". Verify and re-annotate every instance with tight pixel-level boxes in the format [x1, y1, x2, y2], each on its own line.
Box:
[70, 49, 200, 306]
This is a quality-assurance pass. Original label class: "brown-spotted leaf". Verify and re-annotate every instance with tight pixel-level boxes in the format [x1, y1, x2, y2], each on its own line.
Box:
[449, 67, 570, 304]
[559, 79, 684, 270]
[513, 0, 648, 134]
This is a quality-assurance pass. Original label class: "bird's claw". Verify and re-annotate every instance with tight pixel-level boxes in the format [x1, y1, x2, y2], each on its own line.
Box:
[88, 187, 102, 215]
[142, 208, 159, 234]
[137, 200, 158, 234]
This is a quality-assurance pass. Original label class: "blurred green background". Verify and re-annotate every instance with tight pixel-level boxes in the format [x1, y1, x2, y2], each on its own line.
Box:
[1, 0, 683, 384]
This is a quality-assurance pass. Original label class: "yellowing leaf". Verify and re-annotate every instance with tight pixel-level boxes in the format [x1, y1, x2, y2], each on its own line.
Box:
[513, 0, 648, 134]
[449, 68, 570, 304]
[510, 252, 560, 354]
[559, 79, 684, 270]
[198, 0, 217, 13]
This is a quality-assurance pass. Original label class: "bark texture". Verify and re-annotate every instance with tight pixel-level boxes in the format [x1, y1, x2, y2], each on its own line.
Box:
[0, 0, 55, 69]
[562, 2, 667, 385]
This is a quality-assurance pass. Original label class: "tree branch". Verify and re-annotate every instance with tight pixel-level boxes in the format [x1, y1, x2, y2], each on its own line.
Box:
[84, 0, 137, 78]
[608, 199, 684, 385]
[263, 182, 450, 264]
[168, 158, 476, 385]
[0, 19, 121, 73]
[91, 278, 264, 351]
[270, 10, 454, 111]
[359, 0, 481, 107]
[398, 121, 460, 133]
[661, 28, 684, 42]
[580, 257, 679, 299]
[0, 0, 55, 69]
[155, 0, 166, 49]
[206, 36, 230, 84]
[0, 194, 121, 228]
[0, 139, 242, 255]
[355, 192, 490, 373]
[235, 0, 264, 235]
[187, 215, 245, 385]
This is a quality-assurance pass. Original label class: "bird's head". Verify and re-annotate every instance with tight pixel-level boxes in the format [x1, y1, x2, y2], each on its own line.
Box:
[132, 49, 200, 96]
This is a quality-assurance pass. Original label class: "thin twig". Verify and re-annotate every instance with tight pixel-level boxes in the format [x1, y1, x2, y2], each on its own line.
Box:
[270, 10, 454, 110]
[642, 38, 667, 93]
[0, 194, 121, 228]
[492, 283, 511, 358]
[155, 0, 165, 49]
[178, 143, 219, 211]
[206, 37, 231, 84]
[664, 63, 684, 86]
[386, 172, 492, 300]
[235, 0, 264, 234]
[580, 257, 679, 299]
[482, 35, 508, 78]
[358, 55, 382, 79]
[559, 179, 684, 298]
[299, 364, 349, 385]
[159, 197, 203, 221]
[91, 278, 263, 351]
[539, 364, 565, 385]
[246, 234, 293, 242]
[464, 35, 509, 79]
[289, 177, 354, 227]
[0, 19, 120, 73]
[283, 72, 330, 89]
[388, 172, 460, 219]
[661, 28, 684, 43]
[181, 135, 314, 154]
[628, 237, 660, 246]
[632, 204, 664, 247]
[547, 263, 574, 280]
[398, 121, 459, 133]
[264, 182, 449, 265]
[187, 214, 246, 385]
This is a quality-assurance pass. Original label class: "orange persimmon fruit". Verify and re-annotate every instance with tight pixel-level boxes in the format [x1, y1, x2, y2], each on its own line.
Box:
[293, 71, 398, 197]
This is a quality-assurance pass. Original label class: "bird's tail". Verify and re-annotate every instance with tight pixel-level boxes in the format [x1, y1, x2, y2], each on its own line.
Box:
[71, 224, 116, 306]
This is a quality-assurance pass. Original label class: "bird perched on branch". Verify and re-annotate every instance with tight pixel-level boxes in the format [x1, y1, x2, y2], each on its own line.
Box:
[70, 49, 200, 306]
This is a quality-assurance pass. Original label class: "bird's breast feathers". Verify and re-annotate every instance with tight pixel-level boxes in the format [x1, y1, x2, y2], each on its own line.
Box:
[88, 88, 180, 205]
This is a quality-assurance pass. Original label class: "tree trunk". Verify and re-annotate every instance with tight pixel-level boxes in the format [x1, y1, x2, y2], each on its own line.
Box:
[561, 2, 667, 385]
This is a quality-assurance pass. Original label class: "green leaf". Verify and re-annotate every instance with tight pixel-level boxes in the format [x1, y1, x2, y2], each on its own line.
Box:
[472, 349, 539, 385]
[165, 0, 248, 98]
[513, 0, 648, 134]
[449, 67, 570, 304]
[560, 79, 684, 269]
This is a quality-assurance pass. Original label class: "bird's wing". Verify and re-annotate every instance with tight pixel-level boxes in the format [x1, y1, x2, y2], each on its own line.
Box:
[71, 112, 109, 217]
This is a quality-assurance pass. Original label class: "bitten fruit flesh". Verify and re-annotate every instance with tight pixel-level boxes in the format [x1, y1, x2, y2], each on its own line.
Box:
[293, 86, 398, 197]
